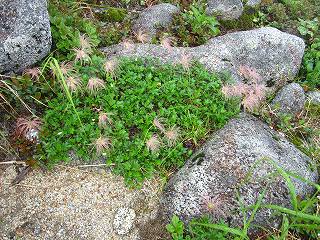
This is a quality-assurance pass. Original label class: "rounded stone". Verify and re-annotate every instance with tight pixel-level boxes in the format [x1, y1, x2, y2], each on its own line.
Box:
[159, 113, 318, 231]
[306, 91, 320, 105]
[113, 207, 136, 235]
[132, 3, 180, 39]
[0, 0, 52, 73]
[272, 83, 306, 115]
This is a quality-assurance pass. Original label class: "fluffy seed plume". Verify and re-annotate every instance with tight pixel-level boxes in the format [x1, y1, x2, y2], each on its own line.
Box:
[79, 34, 92, 53]
[23, 67, 41, 80]
[94, 136, 111, 155]
[65, 76, 82, 92]
[73, 48, 90, 64]
[160, 36, 175, 52]
[238, 65, 262, 82]
[164, 127, 179, 145]
[104, 59, 118, 76]
[135, 29, 150, 43]
[87, 77, 105, 93]
[98, 112, 113, 128]
[221, 82, 247, 98]
[179, 52, 192, 70]
[153, 117, 165, 133]
[202, 194, 227, 217]
[222, 67, 267, 111]
[60, 61, 74, 76]
[122, 39, 134, 51]
[146, 134, 161, 152]
[15, 117, 42, 139]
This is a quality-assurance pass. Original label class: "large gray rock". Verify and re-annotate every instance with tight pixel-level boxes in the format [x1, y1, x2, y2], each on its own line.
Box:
[306, 91, 320, 105]
[0, 0, 52, 73]
[132, 3, 179, 39]
[160, 113, 318, 230]
[272, 83, 306, 115]
[206, 0, 243, 20]
[103, 27, 305, 94]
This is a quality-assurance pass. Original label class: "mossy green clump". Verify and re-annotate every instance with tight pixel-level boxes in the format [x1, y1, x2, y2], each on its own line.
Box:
[99, 7, 128, 22]
[220, 7, 257, 31]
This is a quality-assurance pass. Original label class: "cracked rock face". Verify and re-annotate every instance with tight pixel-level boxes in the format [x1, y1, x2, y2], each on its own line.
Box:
[0, 0, 52, 73]
[206, 0, 244, 20]
[103, 27, 305, 94]
[132, 3, 180, 39]
[160, 113, 318, 230]
[272, 83, 306, 115]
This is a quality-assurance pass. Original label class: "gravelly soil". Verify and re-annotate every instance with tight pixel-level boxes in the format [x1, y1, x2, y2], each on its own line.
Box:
[0, 165, 165, 240]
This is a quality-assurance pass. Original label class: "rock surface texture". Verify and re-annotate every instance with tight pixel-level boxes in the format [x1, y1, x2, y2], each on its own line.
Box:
[103, 27, 305, 94]
[246, 0, 262, 7]
[206, 0, 244, 20]
[113, 207, 136, 235]
[0, 166, 162, 240]
[306, 91, 320, 105]
[132, 3, 179, 39]
[160, 113, 318, 230]
[272, 83, 306, 115]
[0, 0, 51, 73]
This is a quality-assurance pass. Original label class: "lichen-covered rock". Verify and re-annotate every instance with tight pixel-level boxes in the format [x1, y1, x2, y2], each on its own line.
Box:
[206, 0, 243, 20]
[132, 3, 179, 39]
[103, 27, 305, 94]
[113, 207, 136, 235]
[0, 0, 51, 73]
[160, 113, 318, 230]
[272, 83, 306, 115]
[306, 91, 320, 105]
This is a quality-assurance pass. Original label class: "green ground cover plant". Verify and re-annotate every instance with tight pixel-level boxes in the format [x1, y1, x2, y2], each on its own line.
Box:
[1, 0, 319, 238]
[168, 1, 220, 46]
[40, 57, 239, 185]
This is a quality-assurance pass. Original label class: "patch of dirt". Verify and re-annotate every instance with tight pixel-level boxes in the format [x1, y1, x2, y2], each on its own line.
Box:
[137, 212, 170, 240]
[0, 165, 164, 240]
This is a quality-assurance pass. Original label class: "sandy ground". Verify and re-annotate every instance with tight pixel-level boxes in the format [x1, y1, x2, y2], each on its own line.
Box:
[0, 165, 167, 240]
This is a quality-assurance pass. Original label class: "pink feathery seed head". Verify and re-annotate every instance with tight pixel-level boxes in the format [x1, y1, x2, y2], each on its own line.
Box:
[87, 77, 105, 93]
[179, 52, 192, 70]
[146, 134, 161, 152]
[252, 82, 267, 101]
[153, 117, 165, 133]
[65, 76, 81, 92]
[222, 83, 246, 98]
[201, 194, 227, 215]
[15, 116, 42, 139]
[160, 36, 175, 51]
[242, 92, 261, 111]
[94, 136, 111, 155]
[23, 67, 41, 80]
[104, 59, 118, 76]
[79, 34, 92, 52]
[98, 112, 113, 127]
[60, 61, 74, 76]
[135, 29, 150, 43]
[122, 38, 135, 51]
[73, 48, 90, 63]
[164, 127, 179, 144]
[238, 65, 262, 82]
